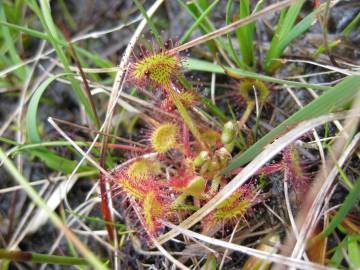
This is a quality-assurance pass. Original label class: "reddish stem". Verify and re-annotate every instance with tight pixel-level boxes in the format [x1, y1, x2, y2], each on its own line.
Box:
[98, 134, 115, 243]
[182, 123, 192, 157]
[257, 163, 284, 175]
[99, 174, 114, 242]
[91, 142, 148, 152]
[230, 163, 284, 175]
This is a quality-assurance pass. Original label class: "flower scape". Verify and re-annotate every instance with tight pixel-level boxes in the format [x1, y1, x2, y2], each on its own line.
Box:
[107, 41, 312, 240]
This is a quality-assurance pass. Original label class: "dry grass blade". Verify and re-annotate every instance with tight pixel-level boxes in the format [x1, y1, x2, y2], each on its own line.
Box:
[157, 110, 360, 244]
[0, 149, 107, 269]
[0, 16, 140, 78]
[278, 93, 360, 266]
[67, 42, 100, 128]
[47, 117, 109, 176]
[44, 3, 164, 234]
[97, 0, 164, 245]
[105, 0, 164, 116]
[169, 0, 298, 54]
[163, 222, 337, 270]
[282, 59, 360, 76]
[130, 198, 189, 270]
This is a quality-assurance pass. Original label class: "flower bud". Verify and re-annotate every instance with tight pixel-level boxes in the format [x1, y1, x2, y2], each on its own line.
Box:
[194, 151, 209, 167]
[221, 121, 237, 144]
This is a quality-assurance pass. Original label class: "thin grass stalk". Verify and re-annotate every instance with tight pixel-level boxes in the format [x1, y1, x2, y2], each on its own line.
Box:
[98, 0, 164, 242]
[0, 7, 28, 80]
[0, 148, 108, 269]
[26, 0, 98, 124]
[132, 0, 163, 48]
[185, 58, 331, 90]
[264, 0, 304, 72]
[0, 249, 88, 266]
[67, 42, 101, 128]
[169, 0, 298, 54]
[309, 174, 360, 246]
[235, 0, 254, 67]
[180, 0, 220, 44]
[278, 92, 360, 265]
[163, 222, 335, 270]
[225, 0, 246, 69]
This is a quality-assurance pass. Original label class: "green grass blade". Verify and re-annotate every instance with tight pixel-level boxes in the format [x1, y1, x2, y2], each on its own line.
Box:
[235, 0, 254, 67]
[342, 11, 360, 36]
[180, 0, 220, 44]
[185, 58, 331, 90]
[320, 176, 360, 239]
[348, 236, 360, 268]
[39, 0, 60, 39]
[14, 0, 25, 23]
[330, 149, 355, 190]
[328, 235, 360, 267]
[8, 141, 94, 154]
[0, 148, 108, 270]
[329, 236, 347, 268]
[200, 96, 228, 122]
[197, 0, 209, 10]
[26, 74, 71, 143]
[276, 6, 323, 58]
[178, 0, 230, 55]
[265, 0, 305, 72]
[0, 20, 49, 39]
[191, 1, 230, 54]
[0, 249, 88, 266]
[0, 20, 113, 75]
[58, 0, 77, 31]
[132, 0, 163, 47]
[276, 1, 304, 41]
[30, 149, 93, 174]
[25, 73, 93, 174]
[223, 75, 360, 173]
[0, 137, 18, 146]
[225, 0, 246, 69]
[177, 0, 216, 53]
[26, 0, 98, 125]
[0, 5, 28, 80]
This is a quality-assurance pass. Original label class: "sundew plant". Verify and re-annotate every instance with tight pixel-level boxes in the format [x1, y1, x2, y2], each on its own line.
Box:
[0, 0, 359, 269]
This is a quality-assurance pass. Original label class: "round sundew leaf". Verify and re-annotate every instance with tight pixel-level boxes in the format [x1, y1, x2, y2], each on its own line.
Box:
[151, 123, 178, 153]
[127, 159, 161, 181]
